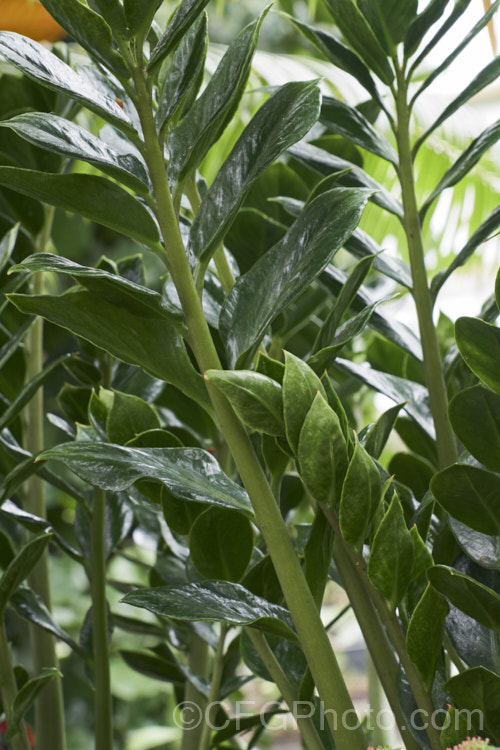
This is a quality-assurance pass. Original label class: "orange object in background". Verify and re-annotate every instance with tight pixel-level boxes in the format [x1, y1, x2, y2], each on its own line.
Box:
[0, 0, 65, 41]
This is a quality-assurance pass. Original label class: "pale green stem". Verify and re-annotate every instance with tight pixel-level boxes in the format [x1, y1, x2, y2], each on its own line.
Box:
[323, 506, 442, 750]
[24, 206, 66, 750]
[394, 67, 457, 469]
[90, 487, 113, 750]
[0, 621, 31, 750]
[181, 633, 209, 750]
[198, 625, 228, 750]
[184, 176, 236, 294]
[367, 654, 390, 748]
[245, 628, 326, 750]
[132, 66, 366, 750]
[331, 537, 420, 750]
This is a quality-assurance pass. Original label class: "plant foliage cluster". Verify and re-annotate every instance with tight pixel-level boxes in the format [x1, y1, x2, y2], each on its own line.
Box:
[0, 1, 499, 749]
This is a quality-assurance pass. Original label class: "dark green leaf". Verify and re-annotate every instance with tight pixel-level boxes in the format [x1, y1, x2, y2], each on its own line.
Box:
[162, 486, 207, 535]
[431, 206, 500, 302]
[406, 584, 448, 689]
[0, 168, 160, 249]
[289, 142, 403, 218]
[9, 258, 209, 411]
[344, 229, 413, 290]
[220, 188, 370, 367]
[336, 358, 434, 437]
[445, 667, 500, 742]
[412, 0, 497, 104]
[156, 15, 207, 131]
[456, 316, 500, 394]
[0, 113, 150, 194]
[322, 0, 394, 83]
[449, 518, 500, 570]
[189, 507, 254, 582]
[429, 565, 500, 631]
[449, 386, 500, 472]
[410, 525, 433, 581]
[320, 96, 397, 164]
[10, 587, 88, 660]
[415, 57, 500, 152]
[189, 79, 321, 263]
[389, 452, 433, 502]
[404, 0, 450, 56]
[121, 649, 184, 683]
[0, 33, 132, 131]
[124, 0, 162, 38]
[0, 318, 34, 373]
[284, 16, 382, 103]
[431, 464, 500, 536]
[39, 0, 128, 77]
[7, 668, 60, 740]
[321, 267, 421, 359]
[211, 707, 285, 746]
[147, 0, 211, 72]
[358, 0, 418, 48]
[303, 511, 334, 608]
[167, 10, 268, 185]
[298, 392, 348, 505]
[313, 254, 375, 353]
[0, 532, 52, 615]
[38, 443, 253, 514]
[364, 402, 406, 459]
[122, 581, 297, 640]
[91, 0, 127, 37]
[368, 494, 414, 609]
[340, 435, 381, 546]
[107, 391, 160, 445]
[283, 351, 326, 455]
[421, 119, 500, 219]
[205, 370, 284, 436]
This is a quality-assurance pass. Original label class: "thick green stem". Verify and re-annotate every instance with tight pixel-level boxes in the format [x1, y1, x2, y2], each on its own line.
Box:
[198, 625, 228, 750]
[90, 487, 113, 750]
[245, 628, 325, 750]
[133, 67, 366, 750]
[181, 633, 209, 750]
[184, 176, 236, 294]
[0, 621, 31, 750]
[395, 69, 457, 469]
[24, 207, 66, 750]
[331, 538, 420, 750]
[324, 507, 442, 750]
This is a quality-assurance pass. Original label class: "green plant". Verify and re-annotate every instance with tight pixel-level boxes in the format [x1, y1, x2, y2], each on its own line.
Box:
[0, 1, 499, 750]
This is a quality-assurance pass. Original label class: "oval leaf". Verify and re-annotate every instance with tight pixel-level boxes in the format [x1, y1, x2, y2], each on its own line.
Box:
[189, 507, 254, 582]
[429, 565, 500, 631]
[449, 386, 500, 472]
[339, 435, 381, 546]
[431, 463, 500, 536]
[406, 584, 448, 690]
[205, 369, 284, 436]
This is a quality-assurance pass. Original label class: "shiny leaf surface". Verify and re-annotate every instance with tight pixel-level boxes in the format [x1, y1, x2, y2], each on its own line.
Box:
[205, 369, 284, 436]
[122, 581, 296, 639]
[431, 464, 500, 535]
[38, 443, 252, 514]
[456, 316, 500, 394]
[449, 386, 500, 472]
[147, 0, 211, 71]
[0, 532, 52, 615]
[429, 565, 500, 631]
[0, 113, 150, 194]
[220, 188, 370, 367]
[189, 79, 321, 262]
[283, 352, 326, 455]
[0, 32, 132, 131]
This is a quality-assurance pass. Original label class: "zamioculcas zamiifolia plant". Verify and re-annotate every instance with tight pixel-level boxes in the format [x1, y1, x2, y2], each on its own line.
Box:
[0, 0, 499, 749]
